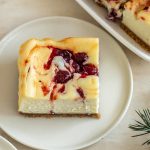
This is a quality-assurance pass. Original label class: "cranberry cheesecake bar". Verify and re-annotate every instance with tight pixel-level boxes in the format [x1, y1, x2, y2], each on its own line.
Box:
[95, 0, 150, 50]
[18, 38, 100, 118]
[122, 0, 150, 49]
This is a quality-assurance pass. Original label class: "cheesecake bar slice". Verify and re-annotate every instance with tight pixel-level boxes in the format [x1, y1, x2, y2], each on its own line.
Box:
[122, 0, 150, 49]
[18, 38, 100, 118]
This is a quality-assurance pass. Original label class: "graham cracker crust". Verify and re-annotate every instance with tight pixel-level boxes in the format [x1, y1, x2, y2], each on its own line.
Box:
[121, 23, 150, 51]
[19, 112, 100, 119]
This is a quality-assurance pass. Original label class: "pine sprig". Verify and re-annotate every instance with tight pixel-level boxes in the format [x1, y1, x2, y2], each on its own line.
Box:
[129, 109, 150, 145]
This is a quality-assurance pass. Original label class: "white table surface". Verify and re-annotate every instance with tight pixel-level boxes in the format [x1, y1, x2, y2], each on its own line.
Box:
[0, 0, 150, 150]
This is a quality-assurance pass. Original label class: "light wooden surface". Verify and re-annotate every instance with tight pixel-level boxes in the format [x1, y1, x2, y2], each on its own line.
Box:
[0, 0, 150, 150]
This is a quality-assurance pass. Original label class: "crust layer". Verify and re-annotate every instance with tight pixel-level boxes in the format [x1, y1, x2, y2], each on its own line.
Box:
[19, 112, 100, 119]
[121, 23, 150, 51]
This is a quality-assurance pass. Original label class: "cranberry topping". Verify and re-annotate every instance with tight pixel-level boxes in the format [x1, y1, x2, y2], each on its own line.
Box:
[108, 9, 118, 20]
[72, 61, 80, 73]
[74, 52, 88, 64]
[44, 47, 59, 70]
[44, 47, 73, 70]
[80, 73, 87, 78]
[41, 84, 50, 96]
[83, 64, 98, 75]
[57, 50, 72, 63]
[50, 84, 57, 101]
[144, 7, 149, 10]
[58, 85, 65, 93]
[53, 70, 72, 84]
[24, 59, 28, 65]
[76, 87, 85, 99]
[43, 46, 98, 86]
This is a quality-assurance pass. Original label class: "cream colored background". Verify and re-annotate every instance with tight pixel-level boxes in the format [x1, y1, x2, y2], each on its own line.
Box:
[0, 0, 150, 150]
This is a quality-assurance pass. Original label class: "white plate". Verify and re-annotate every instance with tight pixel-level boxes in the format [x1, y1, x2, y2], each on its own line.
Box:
[76, 0, 150, 62]
[0, 136, 17, 150]
[0, 16, 133, 150]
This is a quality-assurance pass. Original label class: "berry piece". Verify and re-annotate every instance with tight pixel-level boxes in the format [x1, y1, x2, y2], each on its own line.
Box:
[74, 52, 88, 64]
[83, 64, 98, 75]
[53, 70, 72, 84]
[76, 87, 85, 99]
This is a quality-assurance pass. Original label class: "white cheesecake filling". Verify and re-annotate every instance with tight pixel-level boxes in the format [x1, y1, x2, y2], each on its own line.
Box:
[19, 98, 99, 114]
[122, 10, 150, 46]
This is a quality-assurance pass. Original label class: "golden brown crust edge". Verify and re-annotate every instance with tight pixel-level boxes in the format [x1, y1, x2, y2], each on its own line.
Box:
[19, 112, 100, 119]
[120, 23, 150, 51]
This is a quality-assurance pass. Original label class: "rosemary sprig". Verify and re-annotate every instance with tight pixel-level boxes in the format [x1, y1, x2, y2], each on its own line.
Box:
[129, 109, 150, 145]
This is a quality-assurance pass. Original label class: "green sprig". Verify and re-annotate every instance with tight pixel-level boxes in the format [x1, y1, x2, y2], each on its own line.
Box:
[129, 109, 150, 145]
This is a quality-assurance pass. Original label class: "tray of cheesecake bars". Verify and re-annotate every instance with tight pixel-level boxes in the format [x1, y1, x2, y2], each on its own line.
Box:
[76, 0, 150, 61]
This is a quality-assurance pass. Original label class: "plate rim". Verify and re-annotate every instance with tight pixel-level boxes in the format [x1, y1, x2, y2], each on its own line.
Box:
[0, 16, 133, 150]
[75, 0, 150, 62]
[0, 136, 17, 150]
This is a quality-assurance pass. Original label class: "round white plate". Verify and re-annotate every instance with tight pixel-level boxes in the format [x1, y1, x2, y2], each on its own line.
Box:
[0, 16, 133, 150]
[0, 136, 17, 150]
